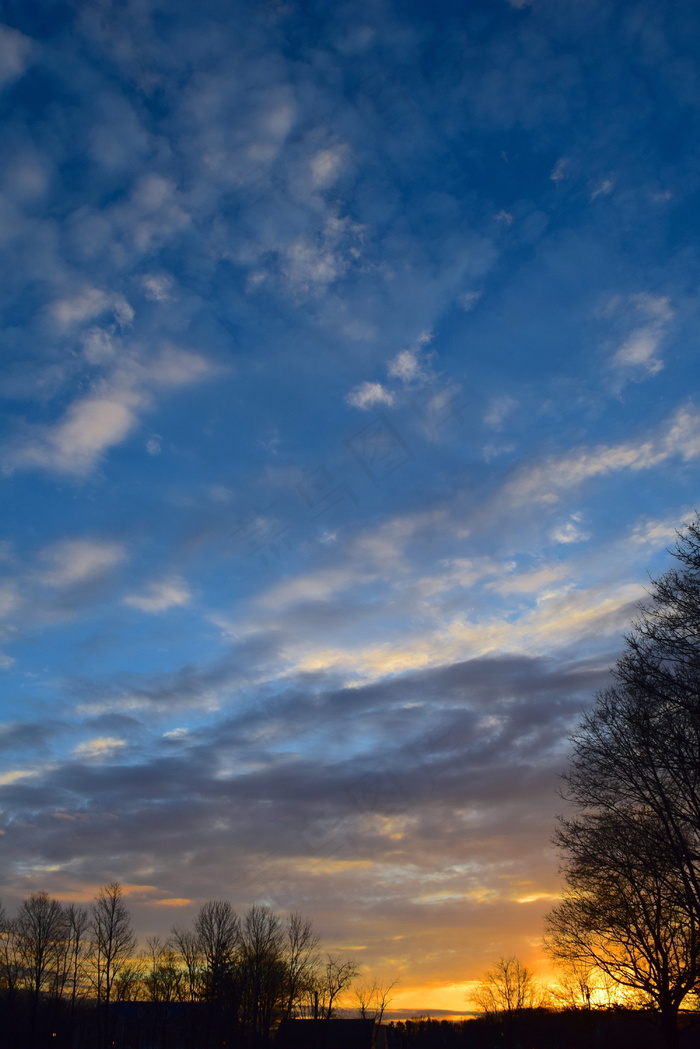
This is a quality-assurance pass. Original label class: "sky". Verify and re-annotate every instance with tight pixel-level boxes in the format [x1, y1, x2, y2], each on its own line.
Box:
[1, 0, 700, 1018]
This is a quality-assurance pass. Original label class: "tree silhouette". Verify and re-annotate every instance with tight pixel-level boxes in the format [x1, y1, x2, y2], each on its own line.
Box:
[550, 515, 700, 1049]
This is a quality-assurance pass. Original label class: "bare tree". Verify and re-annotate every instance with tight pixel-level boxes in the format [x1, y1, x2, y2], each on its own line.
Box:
[15, 891, 66, 1002]
[240, 905, 286, 1045]
[63, 903, 90, 1004]
[0, 909, 21, 1001]
[546, 811, 700, 1048]
[563, 518, 700, 925]
[282, 912, 319, 1021]
[143, 936, 183, 1003]
[473, 956, 539, 1017]
[89, 882, 137, 1026]
[169, 924, 203, 1002]
[354, 977, 398, 1025]
[548, 958, 597, 1010]
[552, 518, 700, 1048]
[308, 955, 359, 1020]
[193, 899, 240, 1003]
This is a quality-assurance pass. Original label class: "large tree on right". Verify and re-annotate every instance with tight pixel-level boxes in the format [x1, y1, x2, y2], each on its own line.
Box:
[546, 517, 700, 1049]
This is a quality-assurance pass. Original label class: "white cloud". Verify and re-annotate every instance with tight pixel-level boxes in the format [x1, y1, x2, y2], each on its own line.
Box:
[258, 568, 374, 610]
[614, 329, 664, 373]
[37, 540, 126, 587]
[0, 23, 33, 88]
[3, 347, 215, 477]
[123, 576, 191, 612]
[506, 406, 700, 506]
[10, 392, 142, 477]
[628, 512, 690, 548]
[345, 381, 395, 410]
[142, 274, 174, 301]
[387, 334, 433, 385]
[550, 513, 590, 544]
[611, 293, 673, 379]
[49, 288, 134, 331]
[0, 653, 15, 670]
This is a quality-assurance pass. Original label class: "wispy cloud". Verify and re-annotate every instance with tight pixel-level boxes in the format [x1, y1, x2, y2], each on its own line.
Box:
[72, 736, 126, 759]
[506, 406, 700, 506]
[3, 348, 216, 477]
[610, 293, 674, 380]
[123, 577, 191, 613]
[37, 540, 126, 587]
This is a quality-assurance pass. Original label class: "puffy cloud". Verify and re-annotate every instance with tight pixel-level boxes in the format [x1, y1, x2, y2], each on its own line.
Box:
[550, 513, 590, 544]
[346, 382, 395, 410]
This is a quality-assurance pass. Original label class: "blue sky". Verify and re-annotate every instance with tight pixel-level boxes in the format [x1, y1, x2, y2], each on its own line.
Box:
[1, 0, 700, 1013]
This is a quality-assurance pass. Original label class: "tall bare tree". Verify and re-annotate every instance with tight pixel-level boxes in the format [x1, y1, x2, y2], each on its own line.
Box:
[193, 899, 240, 1003]
[551, 517, 700, 1048]
[15, 891, 66, 1002]
[240, 905, 286, 1045]
[89, 883, 137, 1004]
[282, 912, 319, 1021]
[546, 811, 700, 1048]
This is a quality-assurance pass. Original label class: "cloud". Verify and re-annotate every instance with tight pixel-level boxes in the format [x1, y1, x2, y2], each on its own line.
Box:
[484, 396, 517, 429]
[123, 577, 191, 613]
[3, 347, 216, 477]
[591, 177, 614, 199]
[0, 23, 34, 88]
[346, 382, 396, 410]
[258, 568, 375, 610]
[72, 737, 126, 759]
[49, 288, 133, 330]
[387, 334, 433, 384]
[310, 145, 348, 188]
[37, 540, 126, 587]
[141, 274, 174, 301]
[610, 293, 674, 379]
[506, 406, 700, 505]
[549, 157, 568, 182]
[628, 511, 691, 548]
[550, 513, 590, 544]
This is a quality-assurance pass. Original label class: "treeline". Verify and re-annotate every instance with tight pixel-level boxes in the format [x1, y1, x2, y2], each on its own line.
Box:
[391, 1012, 698, 1049]
[0, 883, 359, 1049]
